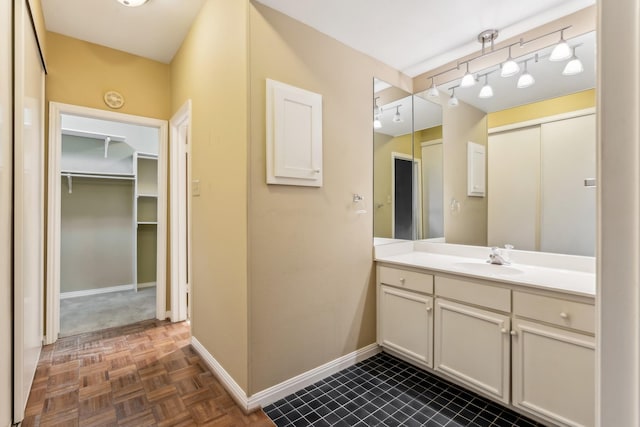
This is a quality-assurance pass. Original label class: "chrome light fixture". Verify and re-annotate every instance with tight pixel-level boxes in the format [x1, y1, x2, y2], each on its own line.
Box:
[427, 77, 440, 99]
[550, 30, 572, 61]
[517, 60, 535, 88]
[373, 98, 382, 129]
[478, 75, 493, 99]
[562, 47, 584, 76]
[117, 0, 149, 6]
[459, 63, 476, 88]
[501, 46, 520, 77]
[448, 88, 459, 108]
[392, 105, 403, 123]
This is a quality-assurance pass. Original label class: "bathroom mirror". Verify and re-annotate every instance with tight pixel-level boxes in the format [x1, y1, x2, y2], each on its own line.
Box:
[374, 29, 596, 256]
[373, 79, 443, 243]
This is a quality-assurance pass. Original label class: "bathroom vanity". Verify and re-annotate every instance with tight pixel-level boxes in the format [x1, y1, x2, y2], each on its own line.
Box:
[375, 242, 595, 427]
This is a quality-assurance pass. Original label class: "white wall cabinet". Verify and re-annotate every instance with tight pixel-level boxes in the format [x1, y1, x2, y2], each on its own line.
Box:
[434, 299, 511, 404]
[377, 263, 595, 427]
[378, 285, 433, 368]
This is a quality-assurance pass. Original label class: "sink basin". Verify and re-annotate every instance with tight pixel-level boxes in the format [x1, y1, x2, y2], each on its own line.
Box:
[454, 262, 524, 276]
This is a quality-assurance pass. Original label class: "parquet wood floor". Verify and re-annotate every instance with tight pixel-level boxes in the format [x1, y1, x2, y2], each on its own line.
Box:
[22, 319, 274, 427]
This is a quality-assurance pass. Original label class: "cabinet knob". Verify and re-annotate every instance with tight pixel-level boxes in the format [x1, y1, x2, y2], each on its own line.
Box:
[399, 278, 405, 284]
[501, 328, 508, 334]
[510, 330, 518, 336]
[560, 312, 569, 319]
[426, 306, 432, 312]
[313, 169, 321, 174]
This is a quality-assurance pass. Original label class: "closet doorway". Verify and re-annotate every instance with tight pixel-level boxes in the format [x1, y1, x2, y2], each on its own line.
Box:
[46, 103, 168, 342]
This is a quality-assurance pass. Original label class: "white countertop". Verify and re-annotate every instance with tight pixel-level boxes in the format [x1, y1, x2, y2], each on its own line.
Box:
[374, 242, 596, 298]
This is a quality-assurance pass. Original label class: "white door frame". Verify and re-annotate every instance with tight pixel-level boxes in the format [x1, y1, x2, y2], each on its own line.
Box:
[45, 102, 168, 344]
[169, 100, 191, 322]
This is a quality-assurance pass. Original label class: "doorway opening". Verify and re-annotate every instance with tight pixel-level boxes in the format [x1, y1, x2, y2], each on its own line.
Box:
[392, 152, 422, 240]
[46, 103, 168, 342]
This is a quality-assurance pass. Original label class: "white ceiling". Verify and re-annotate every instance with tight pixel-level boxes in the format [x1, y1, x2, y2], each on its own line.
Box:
[254, 0, 595, 77]
[42, 0, 206, 63]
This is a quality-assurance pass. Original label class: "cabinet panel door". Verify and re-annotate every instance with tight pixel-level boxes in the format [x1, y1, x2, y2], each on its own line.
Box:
[378, 285, 433, 368]
[512, 319, 595, 427]
[434, 299, 510, 403]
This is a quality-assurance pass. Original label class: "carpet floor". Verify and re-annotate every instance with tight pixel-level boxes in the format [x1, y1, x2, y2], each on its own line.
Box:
[60, 287, 157, 337]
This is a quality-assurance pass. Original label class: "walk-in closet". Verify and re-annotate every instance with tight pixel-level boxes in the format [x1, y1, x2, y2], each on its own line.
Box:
[58, 113, 160, 336]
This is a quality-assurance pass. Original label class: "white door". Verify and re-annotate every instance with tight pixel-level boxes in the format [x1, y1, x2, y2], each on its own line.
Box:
[540, 115, 596, 256]
[434, 299, 511, 403]
[0, 0, 13, 421]
[488, 127, 541, 251]
[170, 102, 191, 321]
[512, 318, 595, 426]
[14, 0, 45, 420]
[421, 141, 443, 239]
[378, 285, 433, 368]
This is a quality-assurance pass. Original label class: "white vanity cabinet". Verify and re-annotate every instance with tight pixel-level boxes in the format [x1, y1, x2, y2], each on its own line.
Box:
[377, 266, 434, 368]
[434, 276, 511, 404]
[376, 261, 595, 427]
[511, 291, 595, 427]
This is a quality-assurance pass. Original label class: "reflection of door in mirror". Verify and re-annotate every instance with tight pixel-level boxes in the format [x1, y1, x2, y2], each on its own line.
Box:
[421, 140, 443, 239]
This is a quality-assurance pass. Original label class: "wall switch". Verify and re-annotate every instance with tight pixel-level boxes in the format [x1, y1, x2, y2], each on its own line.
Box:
[192, 180, 201, 197]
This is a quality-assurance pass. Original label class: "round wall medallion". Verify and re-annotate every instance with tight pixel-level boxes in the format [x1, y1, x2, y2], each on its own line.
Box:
[104, 91, 125, 109]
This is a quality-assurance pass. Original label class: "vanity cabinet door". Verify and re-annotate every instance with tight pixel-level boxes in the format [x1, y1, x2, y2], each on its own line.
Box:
[434, 299, 510, 404]
[512, 318, 595, 427]
[378, 285, 433, 368]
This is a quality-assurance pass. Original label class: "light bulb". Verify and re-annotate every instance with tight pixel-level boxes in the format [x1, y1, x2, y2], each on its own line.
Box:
[460, 73, 475, 88]
[517, 72, 535, 88]
[373, 118, 382, 129]
[563, 49, 584, 75]
[501, 59, 520, 77]
[427, 79, 439, 98]
[392, 106, 403, 123]
[448, 90, 459, 108]
[550, 40, 572, 61]
[478, 80, 493, 98]
[117, 0, 149, 6]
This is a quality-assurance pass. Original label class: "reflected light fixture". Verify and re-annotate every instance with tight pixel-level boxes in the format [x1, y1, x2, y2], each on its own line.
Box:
[459, 63, 476, 88]
[550, 30, 572, 61]
[448, 88, 459, 107]
[478, 75, 493, 99]
[117, 0, 149, 6]
[562, 47, 584, 76]
[392, 105, 403, 123]
[517, 60, 535, 88]
[427, 77, 439, 98]
[373, 98, 382, 129]
[501, 46, 520, 77]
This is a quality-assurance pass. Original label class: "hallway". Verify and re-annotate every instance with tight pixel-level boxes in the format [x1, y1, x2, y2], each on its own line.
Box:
[22, 320, 273, 426]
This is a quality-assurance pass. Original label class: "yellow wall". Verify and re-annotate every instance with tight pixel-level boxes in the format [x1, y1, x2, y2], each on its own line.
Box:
[488, 89, 596, 128]
[46, 32, 170, 119]
[170, 0, 250, 391]
[248, 2, 410, 394]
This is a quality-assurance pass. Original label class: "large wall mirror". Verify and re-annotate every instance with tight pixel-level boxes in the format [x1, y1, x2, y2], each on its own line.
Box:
[373, 80, 443, 242]
[374, 29, 596, 257]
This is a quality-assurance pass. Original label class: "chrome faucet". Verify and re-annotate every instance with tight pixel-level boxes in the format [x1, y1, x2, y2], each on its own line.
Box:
[488, 247, 511, 265]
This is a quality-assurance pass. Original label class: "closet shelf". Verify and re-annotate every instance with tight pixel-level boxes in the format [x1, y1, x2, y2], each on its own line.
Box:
[137, 221, 158, 225]
[62, 128, 126, 143]
[137, 193, 158, 198]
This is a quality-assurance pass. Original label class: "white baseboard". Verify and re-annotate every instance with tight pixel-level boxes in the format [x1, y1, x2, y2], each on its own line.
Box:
[138, 281, 156, 289]
[191, 336, 380, 412]
[60, 284, 135, 299]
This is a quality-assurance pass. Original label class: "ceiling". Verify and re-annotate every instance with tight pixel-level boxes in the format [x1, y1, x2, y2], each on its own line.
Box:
[42, 0, 206, 63]
[254, 0, 595, 77]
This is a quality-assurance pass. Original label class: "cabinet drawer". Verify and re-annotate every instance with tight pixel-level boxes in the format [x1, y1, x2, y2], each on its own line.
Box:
[378, 266, 433, 294]
[513, 291, 595, 334]
[435, 276, 510, 312]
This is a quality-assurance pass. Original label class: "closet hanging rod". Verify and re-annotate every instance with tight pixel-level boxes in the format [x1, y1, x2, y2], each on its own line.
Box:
[61, 172, 135, 181]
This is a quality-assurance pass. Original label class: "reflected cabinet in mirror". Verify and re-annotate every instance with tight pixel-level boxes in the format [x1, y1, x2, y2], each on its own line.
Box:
[374, 30, 596, 257]
[373, 79, 443, 242]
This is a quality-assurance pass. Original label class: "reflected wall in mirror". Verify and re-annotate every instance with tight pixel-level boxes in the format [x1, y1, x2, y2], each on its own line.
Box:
[373, 79, 443, 242]
[416, 29, 596, 256]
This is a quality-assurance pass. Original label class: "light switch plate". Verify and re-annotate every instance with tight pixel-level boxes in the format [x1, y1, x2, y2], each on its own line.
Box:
[192, 180, 201, 197]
